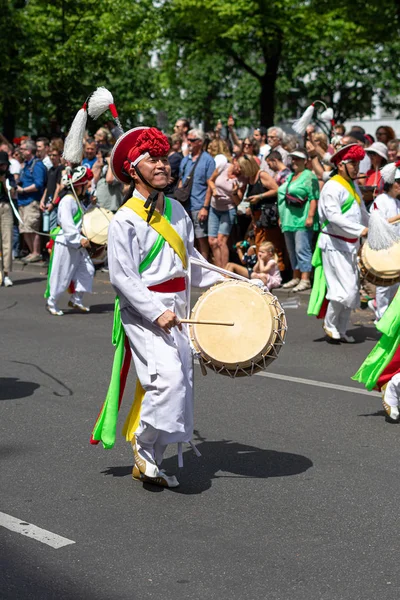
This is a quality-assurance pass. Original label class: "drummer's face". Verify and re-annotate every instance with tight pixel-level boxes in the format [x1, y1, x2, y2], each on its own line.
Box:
[131, 155, 171, 188]
[339, 160, 359, 179]
[393, 180, 400, 198]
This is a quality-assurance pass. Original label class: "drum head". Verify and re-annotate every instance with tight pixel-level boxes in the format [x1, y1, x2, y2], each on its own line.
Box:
[190, 280, 276, 371]
[82, 207, 114, 245]
[362, 242, 400, 277]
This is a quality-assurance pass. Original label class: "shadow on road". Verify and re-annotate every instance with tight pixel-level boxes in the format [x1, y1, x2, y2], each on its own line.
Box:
[86, 303, 115, 314]
[313, 325, 381, 344]
[0, 377, 40, 401]
[12, 277, 46, 286]
[102, 436, 313, 495]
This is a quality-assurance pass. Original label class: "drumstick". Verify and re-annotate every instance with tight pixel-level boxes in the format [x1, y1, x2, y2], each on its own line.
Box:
[180, 319, 234, 326]
[189, 256, 249, 282]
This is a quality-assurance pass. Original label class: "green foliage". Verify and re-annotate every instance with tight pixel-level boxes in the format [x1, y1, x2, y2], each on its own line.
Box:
[0, 0, 399, 138]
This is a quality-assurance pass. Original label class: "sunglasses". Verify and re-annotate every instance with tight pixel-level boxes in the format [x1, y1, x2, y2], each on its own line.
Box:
[187, 138, 200, 142]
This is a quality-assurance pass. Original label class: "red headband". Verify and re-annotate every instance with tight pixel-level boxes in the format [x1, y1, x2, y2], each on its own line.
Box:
[123, 127, 170, 174]
[331, 144, 365, 165]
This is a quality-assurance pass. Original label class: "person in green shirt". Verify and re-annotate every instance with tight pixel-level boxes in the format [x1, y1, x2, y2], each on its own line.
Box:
[277, 148, 319, 292]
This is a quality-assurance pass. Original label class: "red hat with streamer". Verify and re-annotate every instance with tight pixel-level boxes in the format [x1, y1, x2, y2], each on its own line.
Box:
[330, 143, 366, 166]
[111, 127, 170, 184]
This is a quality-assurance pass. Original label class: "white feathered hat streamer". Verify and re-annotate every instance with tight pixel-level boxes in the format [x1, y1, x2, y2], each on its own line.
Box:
[293, 100, 334, 136]
[63, 101, 88, 164]
[380, 159, 400, 185]
[368, 208, 400, 251]
[88, 86, 123, 130]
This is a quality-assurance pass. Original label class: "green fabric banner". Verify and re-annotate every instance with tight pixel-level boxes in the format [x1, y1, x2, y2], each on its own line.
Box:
[352, 289, 400, 390]
[91, 297, 125, 448]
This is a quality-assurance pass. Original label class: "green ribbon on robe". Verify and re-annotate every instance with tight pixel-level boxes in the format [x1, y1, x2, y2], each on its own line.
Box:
[352, 289, 400, 390]
[90, 197, 172, 448]
[44, 206, 83, 299]
[307, 191, 358, 317]
[91, 297, 126, 448]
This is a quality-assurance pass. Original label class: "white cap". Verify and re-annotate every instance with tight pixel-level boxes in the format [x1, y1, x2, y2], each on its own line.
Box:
[366, 142, 388, 161]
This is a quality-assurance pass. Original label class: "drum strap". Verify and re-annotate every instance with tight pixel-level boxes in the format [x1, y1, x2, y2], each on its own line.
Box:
[124, 196, 188, 270]
[308, 184, 360, 318]
[44, 205, 83, 299]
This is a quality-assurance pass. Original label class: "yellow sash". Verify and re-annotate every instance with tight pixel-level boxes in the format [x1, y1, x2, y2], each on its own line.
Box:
[121, 196, 188, 442]
[124, 197, 188, 269]
[330, 174, 361, 205]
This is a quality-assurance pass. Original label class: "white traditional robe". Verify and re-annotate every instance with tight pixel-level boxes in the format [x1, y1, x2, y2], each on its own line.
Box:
[48, 194, 95, 303]
[318, 179, 369, 336]
[107, 190, 220, 454]
[372, 193, 400, 320]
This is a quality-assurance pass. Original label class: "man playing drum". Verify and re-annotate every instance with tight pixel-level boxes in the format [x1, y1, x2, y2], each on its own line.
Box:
[308, 143, 369, 342]
[91, 127, 221, 488]
[45, 166, 95, 316]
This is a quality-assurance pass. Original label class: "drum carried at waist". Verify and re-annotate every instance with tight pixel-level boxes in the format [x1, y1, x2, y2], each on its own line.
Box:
[189, 279, 287, 377]
[358, 241, 400, 287]
[81, 207, 114, 263]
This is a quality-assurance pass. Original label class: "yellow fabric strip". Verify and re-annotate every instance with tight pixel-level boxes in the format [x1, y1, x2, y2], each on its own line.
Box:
[124, 197, 188, 269]
[122, 380, 146, 441]
[330, 174, 361, 205]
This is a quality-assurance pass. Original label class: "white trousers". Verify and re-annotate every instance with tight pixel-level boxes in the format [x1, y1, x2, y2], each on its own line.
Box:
[49, 242, 95, 303]
[375, 284, 399, 321]
[324, 301, 352, 337]
[323, 249, 359, 308]
[383, 373, 400, 408]
[121, 290, 193, 453]
[322, 249, 358, 337]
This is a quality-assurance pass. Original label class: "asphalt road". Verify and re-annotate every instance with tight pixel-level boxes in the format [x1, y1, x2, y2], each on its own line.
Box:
[1, 271, 399, 600]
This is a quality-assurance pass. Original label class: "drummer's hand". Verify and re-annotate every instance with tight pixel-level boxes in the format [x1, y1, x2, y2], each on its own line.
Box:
[80, 238, 91, 248]
[155, 310, 182, 333]
[361, 227, 368, 237]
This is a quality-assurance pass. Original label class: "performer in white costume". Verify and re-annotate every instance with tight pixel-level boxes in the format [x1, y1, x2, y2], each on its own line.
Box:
[315, 144, 369, 342]
[44, 166, 95, 316]
[94, 127, 221, 488]
[371, 165, 400, 320]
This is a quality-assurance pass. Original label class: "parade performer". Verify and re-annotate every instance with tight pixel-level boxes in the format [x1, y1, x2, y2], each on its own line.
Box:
[90, 126, 221, 488]
[308, 144, 369, 342]
[44, 166, 95, 316]
[353, 288, 400, 422]
[370, 160, 400, 320]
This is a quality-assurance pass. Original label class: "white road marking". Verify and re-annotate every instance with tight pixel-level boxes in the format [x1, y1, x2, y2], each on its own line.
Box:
[194, 360, 380, 397]
[0, 512, 75, 549]
[254, 371, 380, 397]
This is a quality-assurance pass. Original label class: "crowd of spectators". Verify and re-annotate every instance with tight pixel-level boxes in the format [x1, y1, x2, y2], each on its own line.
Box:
[168, 120, 400, 295]
[0, 118, 399, 298]
[0, 125, 125, 285]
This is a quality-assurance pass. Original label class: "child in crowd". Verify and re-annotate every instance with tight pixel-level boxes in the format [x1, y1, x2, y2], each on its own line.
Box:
[225, 230, 257, 278]
[251, 241, 282, 290]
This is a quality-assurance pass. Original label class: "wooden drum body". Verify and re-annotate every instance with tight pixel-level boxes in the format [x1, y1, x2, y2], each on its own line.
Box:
[82, 207, 114, 264]
[189, 280, 287, 377]
[358, 242, 400, 287]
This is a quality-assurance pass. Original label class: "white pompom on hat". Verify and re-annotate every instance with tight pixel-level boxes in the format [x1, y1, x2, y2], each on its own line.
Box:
[63, 102, 88, 164]
[88, 87, 123, 131]
[380, 159, 400, 184]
